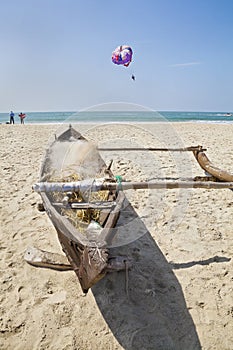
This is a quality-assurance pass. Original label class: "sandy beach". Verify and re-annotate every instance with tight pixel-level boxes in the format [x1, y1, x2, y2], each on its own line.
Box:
[0, 122, 233, 350]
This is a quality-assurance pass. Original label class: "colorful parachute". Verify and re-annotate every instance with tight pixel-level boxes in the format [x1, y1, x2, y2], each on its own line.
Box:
[112, 45, 133, 67]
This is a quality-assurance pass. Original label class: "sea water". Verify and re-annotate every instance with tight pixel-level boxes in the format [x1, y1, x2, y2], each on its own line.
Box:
[0, 110, 233, 124]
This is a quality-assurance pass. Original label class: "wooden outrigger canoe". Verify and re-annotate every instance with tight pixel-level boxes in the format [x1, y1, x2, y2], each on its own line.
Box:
[31, 126, 233, 293]
[33, 125, 130, 293]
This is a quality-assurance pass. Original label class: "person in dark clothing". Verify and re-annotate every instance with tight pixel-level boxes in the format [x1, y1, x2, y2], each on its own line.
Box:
[9, 111, 15, 124]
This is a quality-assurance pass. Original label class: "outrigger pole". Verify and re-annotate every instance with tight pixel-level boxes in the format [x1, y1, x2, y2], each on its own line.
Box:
[98, 146, 206, 152]
[33, 179, 233, 193]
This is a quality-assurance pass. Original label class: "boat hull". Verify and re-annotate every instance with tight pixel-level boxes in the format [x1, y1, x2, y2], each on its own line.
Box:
[39, 126, 123, 292]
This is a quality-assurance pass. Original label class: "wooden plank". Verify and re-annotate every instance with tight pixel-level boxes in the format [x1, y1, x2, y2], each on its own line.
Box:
[99, 191, 126, 245]
[24, 246, 72, 271]
[52, 201, 116, 209]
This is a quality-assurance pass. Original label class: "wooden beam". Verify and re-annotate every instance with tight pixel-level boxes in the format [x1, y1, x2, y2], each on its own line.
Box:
[33, 180, 233, 193]
[193, 150, 233, 182]
[98, 146, 206, 152]
[52, 201, 116, 209]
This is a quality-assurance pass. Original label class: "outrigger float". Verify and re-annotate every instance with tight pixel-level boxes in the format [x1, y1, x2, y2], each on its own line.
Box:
[25, 125, 233, 293]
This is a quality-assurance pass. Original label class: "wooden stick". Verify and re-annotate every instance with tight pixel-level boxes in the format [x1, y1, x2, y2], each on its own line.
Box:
[33, 180, 233, 193]
[52, 201, 116, 209]
[98, 146, 206, 152]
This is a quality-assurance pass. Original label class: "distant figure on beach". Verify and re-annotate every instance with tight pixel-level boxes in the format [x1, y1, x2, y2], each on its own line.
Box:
[9, 111, 15, 124]
[131, 74, 135, 81]
[18, 112, 26, 124]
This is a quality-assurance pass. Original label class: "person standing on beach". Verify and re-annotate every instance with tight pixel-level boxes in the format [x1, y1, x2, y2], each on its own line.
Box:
[18, 112, 26, 124]
[9, 111, 15, 124]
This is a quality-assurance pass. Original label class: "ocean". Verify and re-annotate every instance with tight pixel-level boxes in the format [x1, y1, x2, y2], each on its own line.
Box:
[1, 110, 233, 124]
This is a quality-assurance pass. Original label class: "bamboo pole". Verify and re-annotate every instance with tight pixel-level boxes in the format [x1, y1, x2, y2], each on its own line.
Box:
[98, 146, 206, 152]
[33, 180, 233, 193]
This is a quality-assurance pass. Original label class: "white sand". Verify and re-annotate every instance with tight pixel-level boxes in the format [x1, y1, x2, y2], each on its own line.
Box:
[0, 122, 232, 350]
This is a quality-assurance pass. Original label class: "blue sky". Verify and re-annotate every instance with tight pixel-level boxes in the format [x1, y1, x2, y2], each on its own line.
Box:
[0, 0, 233, 112]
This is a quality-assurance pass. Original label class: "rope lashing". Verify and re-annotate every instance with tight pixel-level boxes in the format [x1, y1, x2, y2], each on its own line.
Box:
[115, 175, 123, 191]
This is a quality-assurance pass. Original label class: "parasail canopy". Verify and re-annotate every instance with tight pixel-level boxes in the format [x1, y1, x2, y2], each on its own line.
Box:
[112, 45, 133, 67]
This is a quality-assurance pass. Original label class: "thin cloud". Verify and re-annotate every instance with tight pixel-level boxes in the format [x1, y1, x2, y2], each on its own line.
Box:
[169, 61, 202, 67]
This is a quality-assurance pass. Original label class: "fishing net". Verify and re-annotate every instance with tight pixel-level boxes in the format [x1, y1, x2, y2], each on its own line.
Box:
[42, 138, 112, 234]
[49, 172, 110, 234]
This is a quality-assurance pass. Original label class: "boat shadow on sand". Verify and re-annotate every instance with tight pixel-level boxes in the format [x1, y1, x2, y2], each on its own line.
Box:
[92, 199, 201, 350]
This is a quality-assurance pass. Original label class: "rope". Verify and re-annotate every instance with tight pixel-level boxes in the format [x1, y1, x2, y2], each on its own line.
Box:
[115, 175, 123, 191]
